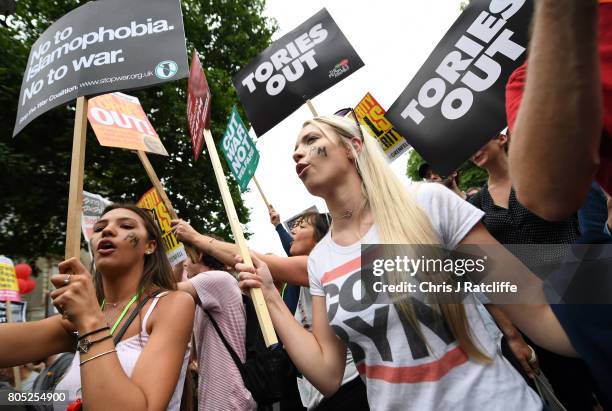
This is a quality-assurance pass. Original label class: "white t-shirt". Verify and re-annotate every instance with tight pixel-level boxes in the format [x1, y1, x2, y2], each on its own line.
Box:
[294, 287, 360, 410]
[308, 183, 542, 411]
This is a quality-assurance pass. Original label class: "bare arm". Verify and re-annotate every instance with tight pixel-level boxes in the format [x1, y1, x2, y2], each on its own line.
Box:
[509, 0, 601, 221]
[485, 304, 539, 377]
[0, 316, 75, 367]
[80, 292, 195, 411]
[171, 220, 309, 286]
[238, 257, 347, 396]
[461, 223, 577, 356]
[177, 281, 200, 305]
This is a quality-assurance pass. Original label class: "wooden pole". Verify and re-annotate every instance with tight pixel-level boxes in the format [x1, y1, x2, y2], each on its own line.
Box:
[65, 96, 88, 260]
[202, 128, 278, 346]
[252, 176, 270, 209]
[135, 150, 200, 263]
[306, 99, 319, 117]
[6, 301, 21, 390]
[136, 150, 179, 218]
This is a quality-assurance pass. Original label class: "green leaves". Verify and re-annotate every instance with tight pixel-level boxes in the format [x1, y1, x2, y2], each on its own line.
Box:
[406, 149, 487, 191]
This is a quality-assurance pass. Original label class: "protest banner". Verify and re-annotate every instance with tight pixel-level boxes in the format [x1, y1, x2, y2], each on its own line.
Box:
[283, 206, 319, 232]
[13, 0, 188, 136]
[355, 93, 410, 161]
[221, 107, 260, 192]
[0, 256, 20, 303]
[386, 0, 533, 176]
[0, 301, 27, 324]
[12, 1, 188, 263]
[137, 188, 188, 267]
[233, 8, 364, 136]
[82, 191, 112, 253]
[88, 92, 168, 156]
[187, 50, 212, 161]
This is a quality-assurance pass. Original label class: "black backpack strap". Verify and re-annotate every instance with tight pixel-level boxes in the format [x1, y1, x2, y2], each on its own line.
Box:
[205, 310, 247, 379]
[113, 290, 163, 345]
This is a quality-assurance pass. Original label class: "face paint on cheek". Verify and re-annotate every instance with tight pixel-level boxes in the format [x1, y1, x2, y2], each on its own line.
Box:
[124, 232, 140, 249]
[309, 146, 327, 157]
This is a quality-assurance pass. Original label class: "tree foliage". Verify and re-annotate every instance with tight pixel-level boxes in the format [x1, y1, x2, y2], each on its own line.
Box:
[0, 0, 277, 260]
[405, 148, 488, 192]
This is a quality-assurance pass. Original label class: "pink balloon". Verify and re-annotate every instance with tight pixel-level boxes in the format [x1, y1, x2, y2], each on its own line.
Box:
[14, 263, 32, 280]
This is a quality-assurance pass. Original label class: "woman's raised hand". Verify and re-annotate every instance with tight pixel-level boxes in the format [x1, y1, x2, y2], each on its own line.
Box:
[170, 219, 200, 245]
[236, 254, 277, 298]
[50, 257, 105, 334]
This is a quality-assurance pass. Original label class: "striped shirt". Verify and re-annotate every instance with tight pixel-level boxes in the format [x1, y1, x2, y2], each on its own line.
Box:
[190, 271, 256, 410]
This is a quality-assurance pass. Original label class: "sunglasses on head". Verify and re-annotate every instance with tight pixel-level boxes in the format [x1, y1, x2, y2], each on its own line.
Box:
[334, 107, 365, 141]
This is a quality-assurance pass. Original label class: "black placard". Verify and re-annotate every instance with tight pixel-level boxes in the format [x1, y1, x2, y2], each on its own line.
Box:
[13, 0, 188, 136]
[233, 8, 364, 136]
[386, 0, 533, 176]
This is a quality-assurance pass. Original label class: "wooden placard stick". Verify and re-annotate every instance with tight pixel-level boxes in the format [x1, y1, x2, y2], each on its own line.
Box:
[202, 128, 278, 346]
[135, 150, 200, 263]
[65, 96, 89, 260]
[306, 99, 319, 117]
[252, 176, 271, 209]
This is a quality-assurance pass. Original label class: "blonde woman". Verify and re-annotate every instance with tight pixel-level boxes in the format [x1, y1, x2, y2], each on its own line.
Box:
[238, 113, 542, 410]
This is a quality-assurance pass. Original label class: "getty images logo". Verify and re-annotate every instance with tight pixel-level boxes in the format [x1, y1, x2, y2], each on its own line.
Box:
[328, 59, 350, 79]
[155, 60, 178, 79]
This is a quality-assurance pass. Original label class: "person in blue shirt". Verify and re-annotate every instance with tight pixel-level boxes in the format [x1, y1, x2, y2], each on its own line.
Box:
[268, 205, 300, 315]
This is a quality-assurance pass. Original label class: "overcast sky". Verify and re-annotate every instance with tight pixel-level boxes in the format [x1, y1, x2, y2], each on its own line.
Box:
[242, 1, 464, 255]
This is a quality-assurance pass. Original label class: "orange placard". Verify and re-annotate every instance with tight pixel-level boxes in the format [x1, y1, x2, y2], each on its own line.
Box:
[88, 92, 168, 156]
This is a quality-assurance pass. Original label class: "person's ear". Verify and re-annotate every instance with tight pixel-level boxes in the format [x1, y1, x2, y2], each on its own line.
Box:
[345, 137, 363, 160]
[145, 240, 156, 255]
[498, 134, 508, 146]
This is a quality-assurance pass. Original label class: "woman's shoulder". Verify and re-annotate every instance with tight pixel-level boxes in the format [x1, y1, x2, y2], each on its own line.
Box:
[155, 289, 195, 308]
[150, 290, 195, 323]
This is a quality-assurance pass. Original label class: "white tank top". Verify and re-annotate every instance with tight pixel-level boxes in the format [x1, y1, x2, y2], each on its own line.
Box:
[54, 291, 190, 411]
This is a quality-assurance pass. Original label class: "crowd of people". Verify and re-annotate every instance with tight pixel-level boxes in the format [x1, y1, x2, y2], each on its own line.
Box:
[1, 0, 611, 410]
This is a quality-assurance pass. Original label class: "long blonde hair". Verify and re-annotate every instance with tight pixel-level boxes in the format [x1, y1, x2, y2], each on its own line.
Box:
[303, 115, 490, 363]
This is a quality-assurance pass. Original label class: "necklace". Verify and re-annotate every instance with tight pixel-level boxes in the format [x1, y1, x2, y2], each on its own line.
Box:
[104, 299, 127, 308]
[330, 209, 354, 220]
[100, 291, 141, 334]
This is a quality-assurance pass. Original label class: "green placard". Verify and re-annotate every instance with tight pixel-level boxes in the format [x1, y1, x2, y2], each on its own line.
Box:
[220, 106, 260, 192]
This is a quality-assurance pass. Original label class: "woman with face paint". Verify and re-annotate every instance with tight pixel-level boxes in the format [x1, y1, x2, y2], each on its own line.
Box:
[237, 114, 543, 411]
[0, 204, 194, 411]
[172, 212, 370, 410]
